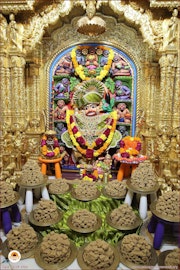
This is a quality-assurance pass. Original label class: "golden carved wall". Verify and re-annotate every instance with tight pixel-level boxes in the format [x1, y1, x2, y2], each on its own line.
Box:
[0, 0, 179, 191]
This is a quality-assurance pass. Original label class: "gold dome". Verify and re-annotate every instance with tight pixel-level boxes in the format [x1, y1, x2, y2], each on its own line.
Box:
[77, 16, 106, 36]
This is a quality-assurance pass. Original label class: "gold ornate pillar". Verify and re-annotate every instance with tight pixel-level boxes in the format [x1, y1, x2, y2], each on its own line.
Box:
[9, 53, 26, 125]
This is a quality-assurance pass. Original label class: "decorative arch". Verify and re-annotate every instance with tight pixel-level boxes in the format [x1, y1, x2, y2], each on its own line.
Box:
[48, 43, 137, 142]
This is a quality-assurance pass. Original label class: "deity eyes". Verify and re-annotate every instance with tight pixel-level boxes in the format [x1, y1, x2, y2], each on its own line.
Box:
[84, 104, 98, 110]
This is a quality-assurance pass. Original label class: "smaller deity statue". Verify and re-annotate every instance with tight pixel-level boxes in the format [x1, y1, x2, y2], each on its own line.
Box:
[54, 54, 73, 75]
[54, 100, 68, 120]
[100, 50, 109, 66]
[54, 78, 70, 98]
[85, 47, 99, 70]
[117, 125, 129, 138]
[40, 130, 60, 158]
[76, 49, 85, 65]
[115, 80, 131, 100]
[55, 122, 67, 140]
[94, 153, 112, 182]
[116, 103, 131, 123]
[111, 54, 131, 76]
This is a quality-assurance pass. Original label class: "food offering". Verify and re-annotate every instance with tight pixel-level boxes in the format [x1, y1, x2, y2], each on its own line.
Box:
[67, 209, 102, 233]
[35, 232, 77, 270]
[106, 203, 142, 230]
[118, 234, 157, 269]
[102, 180, 127, 199]
[158, 248, 180, 269]
[150, 190, 180, 222]
[48, 179, 71, 195]
[77, 239, 120, 270]
[19, 159, 47, 188]
[71, 181, 101, 201]
[2, 223, 39, 259]
[0, 181, 19, 208]
[29, 198, 63, 227]
[127, 160, 159, 194]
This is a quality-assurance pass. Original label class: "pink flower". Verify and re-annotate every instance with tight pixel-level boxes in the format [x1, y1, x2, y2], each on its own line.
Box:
[54, 140, 59, 147]
[119, 140, 125, 148]
[77, 136, 85, 145]
[86, 149, 94, 159]
[41, 139, 46, 146]
[70, 116, 73, 123]
[46, 152, 55, 157]
[72, 126, 78, 134]
[136, 142, 141, 151]
[95, 138, 104, 147]
[103, 129, 110, 136]
[121, 152, 130, 158]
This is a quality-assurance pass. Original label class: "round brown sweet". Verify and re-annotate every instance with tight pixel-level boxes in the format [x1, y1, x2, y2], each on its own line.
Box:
[71, 209, 97, 229]
[130, 160, 157, 189]
[74, 181, 98, 198]
[7, 223, 38, 254]
[110, 203, 137, 226]
[40, 232, 71, 264]
[83, 239, 114, 269]
[33, 199, 59, 223]
[155, 190, 180, 218]
[121, 234, 152, 265]
[20, 159, 44, 186]
[164, 248, 180, 267]
[105, 180, 127, 197]
[48, 180, 70, 194]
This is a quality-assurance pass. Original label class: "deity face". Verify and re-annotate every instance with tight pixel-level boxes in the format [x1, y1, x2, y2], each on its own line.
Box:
[117, 103, 126, 111]
[57, 100, 65, 108]
[84, 103, 99, 116]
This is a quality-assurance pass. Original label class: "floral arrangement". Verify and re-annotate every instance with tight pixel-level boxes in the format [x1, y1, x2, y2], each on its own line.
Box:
[71, 46, 114, 81]
[66, 110, 117, 159]
[119, 136, 142, 158]
[41, 135, 60, 158]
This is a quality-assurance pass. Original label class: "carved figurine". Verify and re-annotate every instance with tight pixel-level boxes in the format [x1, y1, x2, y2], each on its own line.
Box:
[85, 47, 99, 70]
[115, 80, 131, 100]
[40, 130, 60, 158]
[55, 54, 73, 75]
[116, 103, 131, 123]
[54, 78, 70, 98]
[111, 54, 131, 76]
[54, 100, 68, 120]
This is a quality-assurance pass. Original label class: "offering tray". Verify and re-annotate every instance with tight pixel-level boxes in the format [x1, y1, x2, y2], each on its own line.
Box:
[77, 242, 120, 270]
[126, 179, 159, 195]
[106, 212, 142, 231]
[2, 236, 40, 260]
[150, 201, 180, 223]
[28, 209, 63, 227]
[34, 240, 77, 270]
[158, 250, 177, 269]
[67, 213, 102, 233]
[118, 241, 158, 270]
[70, 188, 101, 201]
[102, 186, 126, 199]
[0, 192, 20, 208]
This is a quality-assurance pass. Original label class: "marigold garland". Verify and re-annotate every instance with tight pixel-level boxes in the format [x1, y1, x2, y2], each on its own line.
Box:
[71, 46, 114, 81]
[119, 136, 142, 158]
[41, 135, 60, 158]
[66, 110, 117, 159]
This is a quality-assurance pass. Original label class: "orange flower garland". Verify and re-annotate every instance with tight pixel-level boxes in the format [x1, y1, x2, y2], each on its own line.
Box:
[41, 135, 60, 158]
[119, 136, 142, 158]
[66, 110, 117, 159]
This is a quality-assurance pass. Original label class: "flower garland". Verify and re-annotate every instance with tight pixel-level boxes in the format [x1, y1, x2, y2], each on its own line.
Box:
[71, 46, 114, 81]
[41, 135, 60, 158]
[66, 110, 117, 159]
[119, 136, 142, 158]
